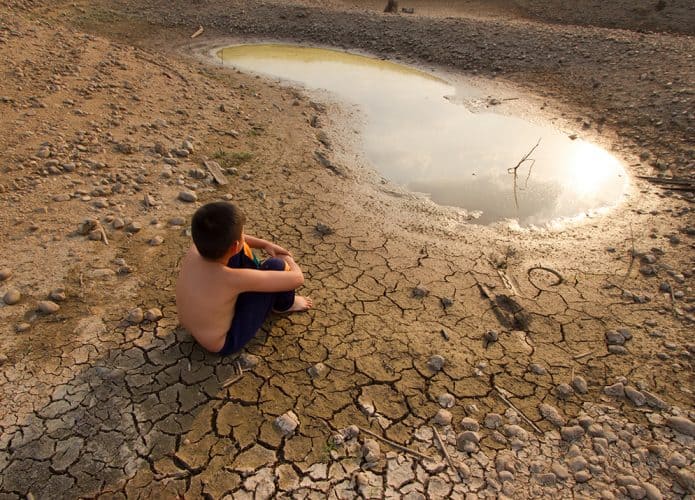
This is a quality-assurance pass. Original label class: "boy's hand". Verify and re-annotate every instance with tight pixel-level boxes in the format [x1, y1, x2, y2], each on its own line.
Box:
[264, 242, 290, 257]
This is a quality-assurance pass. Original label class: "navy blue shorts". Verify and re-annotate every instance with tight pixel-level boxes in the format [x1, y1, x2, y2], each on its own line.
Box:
[218, 246, 294, 355]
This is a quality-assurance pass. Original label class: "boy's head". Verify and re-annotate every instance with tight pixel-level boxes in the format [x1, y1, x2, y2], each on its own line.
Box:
[191, 202, 246, 260]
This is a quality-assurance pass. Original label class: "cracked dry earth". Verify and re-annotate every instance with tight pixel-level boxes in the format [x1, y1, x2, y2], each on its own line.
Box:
[1, 2, 694, 500]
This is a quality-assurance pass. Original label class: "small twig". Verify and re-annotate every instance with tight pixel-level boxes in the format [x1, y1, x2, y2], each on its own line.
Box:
[358, 426, 432, 461]
[222, 373, 243, 388]
[432, 426, 461, 482]
[190, 26, 204, 38]
[507, 138, 541, 211]
[494, 387, 542, 434]
[621, 223, 636, 286]
[98, 223, 109, 246]
[667, 279, 676, 316]
[573, 350, 594, 360]
[153, 470, 190, 481]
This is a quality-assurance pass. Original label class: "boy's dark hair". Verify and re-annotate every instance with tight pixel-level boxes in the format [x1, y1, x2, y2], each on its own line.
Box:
[191, 202, 246, 259]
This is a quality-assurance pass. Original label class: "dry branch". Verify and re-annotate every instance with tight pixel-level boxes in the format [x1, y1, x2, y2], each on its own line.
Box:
[432, 426, 461, 482]
[507, 138, 541, 211]
[190, 26, 204, 38]
[494, 386, 542, 434]
[358, 426, 432, 460]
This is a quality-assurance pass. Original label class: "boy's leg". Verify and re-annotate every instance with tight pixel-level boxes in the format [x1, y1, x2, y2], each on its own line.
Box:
[227, 242, 260, 270]
[219, 257, 294, 355]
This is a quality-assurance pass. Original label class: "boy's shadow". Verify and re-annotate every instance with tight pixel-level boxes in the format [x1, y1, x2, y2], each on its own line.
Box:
[1, 322, 242, 498]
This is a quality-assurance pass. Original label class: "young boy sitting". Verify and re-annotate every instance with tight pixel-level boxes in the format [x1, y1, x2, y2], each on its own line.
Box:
[176, 201, 312, 354]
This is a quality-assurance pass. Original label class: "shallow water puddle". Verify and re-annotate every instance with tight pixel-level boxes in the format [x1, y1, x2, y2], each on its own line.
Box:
[217, 44, 629, 226]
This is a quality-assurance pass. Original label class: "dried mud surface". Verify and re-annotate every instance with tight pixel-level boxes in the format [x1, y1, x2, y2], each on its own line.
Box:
[0, 0, 693, 499]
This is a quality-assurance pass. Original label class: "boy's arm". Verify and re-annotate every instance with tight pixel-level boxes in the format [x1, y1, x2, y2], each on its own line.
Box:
[243, 233, 291, 257]
[230, 256, 304, 293]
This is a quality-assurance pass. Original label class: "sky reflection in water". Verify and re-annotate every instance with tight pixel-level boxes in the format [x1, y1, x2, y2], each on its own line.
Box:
[217, 44, 628, 226]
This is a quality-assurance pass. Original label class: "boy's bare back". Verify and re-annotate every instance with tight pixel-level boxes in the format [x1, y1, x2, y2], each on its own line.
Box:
[176, 246, 242, 353]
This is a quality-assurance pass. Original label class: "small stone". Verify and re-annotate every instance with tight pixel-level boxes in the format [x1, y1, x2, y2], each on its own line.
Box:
[555, 383, 574, 399]
[674, 468, 695, 492]
[433, 409, 452, 426]
[641, 483, 662, 500]
[144, 308, 162, 322]
[3, 288, 21, 305]
[178, 190, 197, 202]
[168, 216, 186, 226]
[572, 375, 588, 394]
[341, 425, 359, 440]
[49, 288, 66, 301]
[0, 354, 7, 365]
[37, 300, 60, 314]
[239, 353, 260, 370]
[436, 393, 455, 408]
[605, 330, 625, 345]
[274, 411, 299, 436]
[574, 470, 591, 483]
[126, 307, 144, 324]
[307, 362, 328, 379]
[626, 485, 646, 499]
[551, 462, 570, 480]
[15, 323, 31, 333]
[608, 345, 628, 355]
[560, 425, 585, 442]
[537, 472, 556, 486]
[412, 286, 429, 298]
[539, 403, 566, 427]
[484, 413, 503, 429]
[456, 431, 480, 451]
[314, 222, 333, 236]
[484, 329, 499, 344]
[667, 451, 687, 468]
[0, 268, 12, 281]
[604, 382, 625, 398]
[112, 217, 125, 229]
[460, 417, 479, 431]
[616, 475, 639, 486]
[624, 386, 646, 406]
[149, 235, 164, 246]
[567, 455, 588, 472]
[362, 439, 381, 463]
[440, 297, 453, 309]
[125, 222, 142, 234]
[529, 363, 547, 375]
[665, 416, 695, 437]
[427, 354, 445, 372]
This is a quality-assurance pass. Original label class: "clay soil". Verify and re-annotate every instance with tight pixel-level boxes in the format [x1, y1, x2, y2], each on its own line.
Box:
[0, 0, 693, 498]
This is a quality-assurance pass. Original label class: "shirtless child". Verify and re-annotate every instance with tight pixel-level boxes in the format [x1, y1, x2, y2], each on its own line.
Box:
[176, 202, 312, 354]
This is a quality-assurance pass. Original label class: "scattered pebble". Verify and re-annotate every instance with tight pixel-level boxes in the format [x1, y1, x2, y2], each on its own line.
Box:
[37, 300, 59, 313]
[560, 425, 585, 442]
[539, 403, 566, 427]
[0, 268, 12, 281]
[665, 416, 695, 437]
[433, 409, 452, 426]
[307, 362, 328, 379]
[460, 417, 479, 432]
[274, 411, 299, 436]
[178, 190, 197, 202]
[426, 354, 445, 372]
[412, 286, 429, 298]
[572, 375, 588, 394]
[144, 308, 162, 322]
[149, 235, 164, 246]
[126, 307, 144, 324]
[15, 323, 31, 333]
[3, 288, 21, 305]
[239, 353, 260, 370]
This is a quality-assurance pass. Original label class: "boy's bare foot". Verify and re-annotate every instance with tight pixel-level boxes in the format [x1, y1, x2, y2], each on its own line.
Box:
[274, 296, 313, 313]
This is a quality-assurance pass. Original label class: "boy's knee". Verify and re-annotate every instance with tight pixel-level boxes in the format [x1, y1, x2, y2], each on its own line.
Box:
[261, 257, 287, 271]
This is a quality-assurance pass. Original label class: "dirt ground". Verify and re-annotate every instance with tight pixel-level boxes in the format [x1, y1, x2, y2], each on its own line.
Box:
[0, 0, 693, 498]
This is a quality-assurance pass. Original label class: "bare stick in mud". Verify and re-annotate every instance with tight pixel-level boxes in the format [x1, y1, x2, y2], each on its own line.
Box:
[494, 386, 543, 434]
[507, 138, 541, 211]
[621, 223, 636, 286]
[384, 0, 399, 13]
[358, 426, 432, 460]
[432, 426, 462, 482]
[190, 26, 204, 38]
